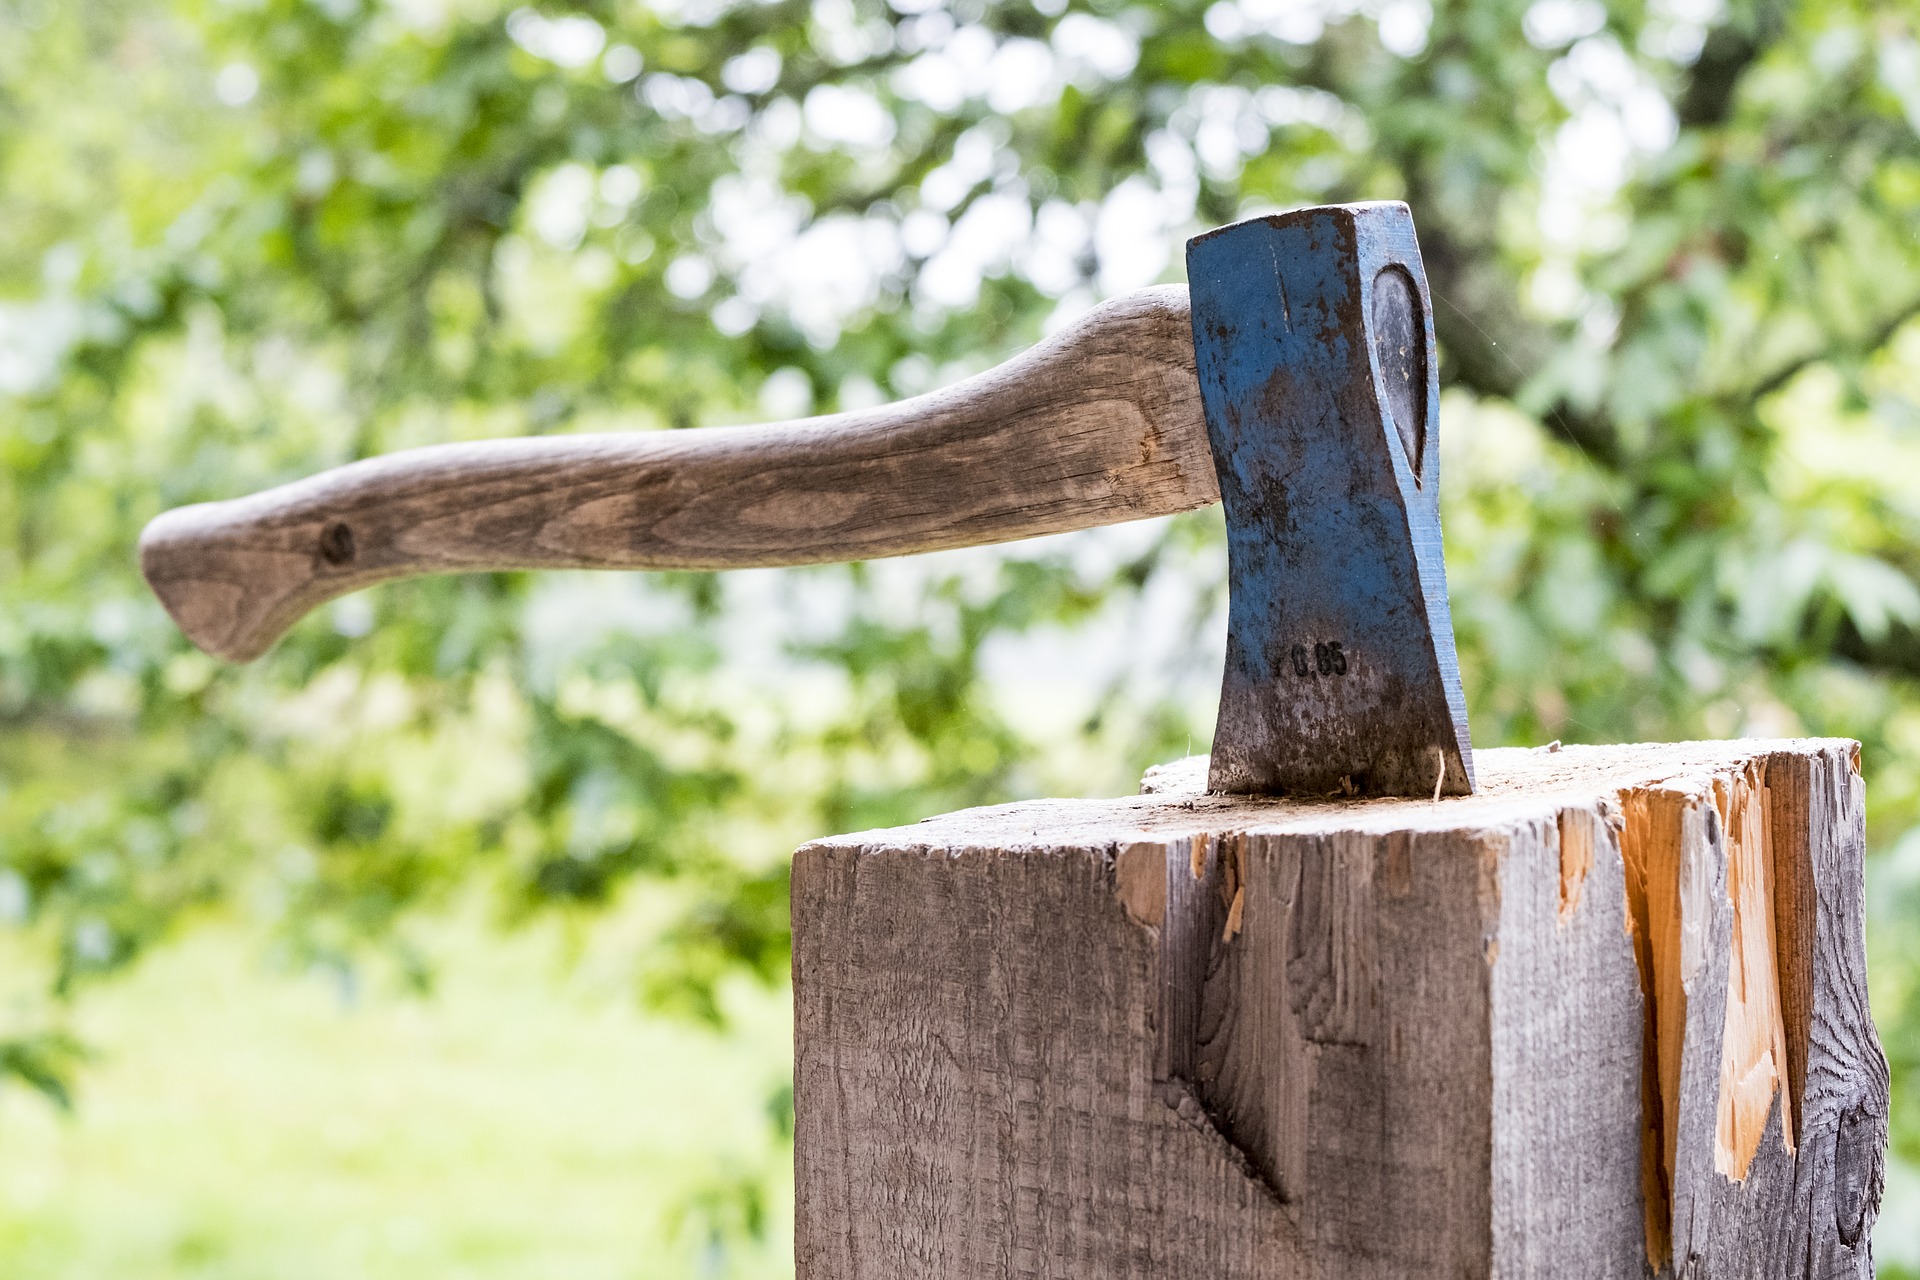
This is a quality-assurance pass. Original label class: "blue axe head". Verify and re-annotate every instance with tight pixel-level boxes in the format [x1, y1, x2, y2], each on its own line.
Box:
[1188, 202, 1473, 798]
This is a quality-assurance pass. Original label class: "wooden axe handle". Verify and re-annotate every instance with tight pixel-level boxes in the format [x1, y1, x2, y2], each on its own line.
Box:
[140, 285, 1216, 661]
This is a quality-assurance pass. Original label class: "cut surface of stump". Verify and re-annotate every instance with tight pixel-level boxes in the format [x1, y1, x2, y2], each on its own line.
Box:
[792, 740, 1885, 1279]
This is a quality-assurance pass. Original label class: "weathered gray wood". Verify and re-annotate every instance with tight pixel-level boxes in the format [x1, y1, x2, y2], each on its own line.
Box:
[1490, 801, 1646, 1276]
[137, 285, 1212, 660]
[792, 740, 1885, 1279]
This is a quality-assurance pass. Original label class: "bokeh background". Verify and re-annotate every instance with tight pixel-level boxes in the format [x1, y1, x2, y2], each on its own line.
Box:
[4, 0, 1920, 1273]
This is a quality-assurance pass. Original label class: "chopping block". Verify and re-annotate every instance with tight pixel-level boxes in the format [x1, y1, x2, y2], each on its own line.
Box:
[793, 740, 1885, 1279]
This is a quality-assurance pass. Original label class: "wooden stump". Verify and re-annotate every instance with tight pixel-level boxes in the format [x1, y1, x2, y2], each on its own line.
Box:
[792, 740, 1887, 1279]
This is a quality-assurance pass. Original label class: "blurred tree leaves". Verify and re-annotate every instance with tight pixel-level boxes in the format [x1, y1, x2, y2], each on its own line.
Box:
[6, 0, 1920, 1236]
[0, 1030, 87, 1111]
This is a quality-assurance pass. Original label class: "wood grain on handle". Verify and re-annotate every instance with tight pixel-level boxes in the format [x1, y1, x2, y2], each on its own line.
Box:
[139, 285, 1215, 661]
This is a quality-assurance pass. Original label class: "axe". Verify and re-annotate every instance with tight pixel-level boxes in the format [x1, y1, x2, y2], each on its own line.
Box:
[139, 201, 1474, 799]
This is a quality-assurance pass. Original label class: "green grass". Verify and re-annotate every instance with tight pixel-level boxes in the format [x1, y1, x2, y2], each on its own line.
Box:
[0, 911, 794, 1280]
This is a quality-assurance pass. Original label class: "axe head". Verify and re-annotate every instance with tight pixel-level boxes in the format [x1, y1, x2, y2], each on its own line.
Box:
[1188, 202, 1474, 798]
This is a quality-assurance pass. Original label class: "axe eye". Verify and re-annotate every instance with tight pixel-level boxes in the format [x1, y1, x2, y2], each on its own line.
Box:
[1371, 266, 1427, 484]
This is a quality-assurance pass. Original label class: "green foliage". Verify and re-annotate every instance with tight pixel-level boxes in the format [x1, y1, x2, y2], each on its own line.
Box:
[0, 1030, 87, 1111]
[7, 0, 1920, 1260]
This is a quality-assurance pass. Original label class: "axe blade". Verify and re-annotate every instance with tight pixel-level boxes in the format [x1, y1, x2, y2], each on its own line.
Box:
[1187, 202, 1474, 798]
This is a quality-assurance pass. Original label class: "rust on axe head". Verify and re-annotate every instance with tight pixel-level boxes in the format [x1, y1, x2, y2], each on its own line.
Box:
[1188, 202, 1473, 798]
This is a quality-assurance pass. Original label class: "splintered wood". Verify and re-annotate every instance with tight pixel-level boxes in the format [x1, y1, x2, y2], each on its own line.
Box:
[792, 740, 1886, 1279]
[1617, 761, 1811, 1270]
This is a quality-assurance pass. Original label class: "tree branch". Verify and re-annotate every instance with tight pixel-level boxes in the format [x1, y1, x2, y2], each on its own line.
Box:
[1676, 0, 1791, 128]
[1743, 293, 1920, 406]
